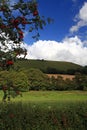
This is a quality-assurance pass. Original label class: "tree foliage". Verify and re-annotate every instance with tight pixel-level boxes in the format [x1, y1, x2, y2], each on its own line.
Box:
[23, 68, 50, 90]
[0, 0, 50, 70]
[0, 0, 51, 101]
[0, 70, 29, 101]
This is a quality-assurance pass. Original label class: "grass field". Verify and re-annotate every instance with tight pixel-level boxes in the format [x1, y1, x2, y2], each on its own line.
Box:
[17, 90, 87, 101]
[15, 91, 87, 109]
[0, 91, 87, 130]
[0, 90, 87, 104]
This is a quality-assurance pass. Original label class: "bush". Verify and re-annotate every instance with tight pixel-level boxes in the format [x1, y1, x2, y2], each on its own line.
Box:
[24, 68, 50, 90]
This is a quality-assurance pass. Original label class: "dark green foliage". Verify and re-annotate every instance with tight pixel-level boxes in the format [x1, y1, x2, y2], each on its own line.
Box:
[1, 68, 87, 92]
[0, 70, 29, 101]
[73, 73, 87, 90]
[23, 68, 50, 90]
[0, 101, 87, 130]
[64, 78, 77, 90]
[48, 76, 76, 91]
[82, 66, 87, 74]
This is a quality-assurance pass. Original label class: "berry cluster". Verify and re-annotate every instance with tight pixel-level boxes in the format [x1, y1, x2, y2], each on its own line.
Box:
[0, 2, 40, 42]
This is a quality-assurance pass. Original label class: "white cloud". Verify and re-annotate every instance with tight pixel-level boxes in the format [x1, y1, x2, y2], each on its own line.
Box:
[23, 36, 87, 66]
[70, 2, 87, 33]
[79, 2, 87, 21]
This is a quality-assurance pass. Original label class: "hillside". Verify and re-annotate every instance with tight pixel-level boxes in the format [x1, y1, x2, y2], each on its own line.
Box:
[14, 59, 83, 74]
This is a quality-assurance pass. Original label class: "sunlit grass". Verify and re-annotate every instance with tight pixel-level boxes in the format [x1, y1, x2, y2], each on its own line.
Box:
[0, 90, 87, 104]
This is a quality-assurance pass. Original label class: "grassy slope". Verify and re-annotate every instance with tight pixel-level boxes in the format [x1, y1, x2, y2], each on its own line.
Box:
[14, 59, 82, 72]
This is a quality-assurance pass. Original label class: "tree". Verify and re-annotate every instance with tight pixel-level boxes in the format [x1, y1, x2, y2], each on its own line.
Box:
[0, 70, 29, 101]
[73, 73, 87, 90]
[0, 0, 51, 100]
[24, 68, 50, 90]
[0, 0, 50, 70]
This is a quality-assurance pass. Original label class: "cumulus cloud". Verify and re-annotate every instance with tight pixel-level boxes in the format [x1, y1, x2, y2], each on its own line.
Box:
[23, 36, 87, 66]
[70, 2, 87, 33]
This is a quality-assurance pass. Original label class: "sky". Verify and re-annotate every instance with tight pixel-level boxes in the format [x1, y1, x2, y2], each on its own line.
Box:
[10, 0, 87, 66]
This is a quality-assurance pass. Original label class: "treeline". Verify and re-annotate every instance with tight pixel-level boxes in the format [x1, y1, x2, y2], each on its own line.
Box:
[42, 66, 87, 75]
[0, 68, 87, 91]
[26, 69, 87, 91]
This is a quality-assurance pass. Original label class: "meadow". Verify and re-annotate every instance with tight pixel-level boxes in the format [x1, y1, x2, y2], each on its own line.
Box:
[0, 91, 87, 130]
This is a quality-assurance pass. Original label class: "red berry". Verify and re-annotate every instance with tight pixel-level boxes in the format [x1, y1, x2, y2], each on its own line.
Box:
[33, 10, 38, 16]
[14, 25, 18, 29]
[0, 24, 6, 29]
[19, 30, 23, 34]
[11, 19, 19, 28]
[22, 21, 27, 24]
[19, 30, 24, 39]
[7, 60, 14, 65]
[1, 7, 6, 11]
[21, 17, 28, 24]
[14, 19, 19, 24]
[21, 17, 25, 20]
[3, 86, 7, 91]
[19, 35, 23, 39]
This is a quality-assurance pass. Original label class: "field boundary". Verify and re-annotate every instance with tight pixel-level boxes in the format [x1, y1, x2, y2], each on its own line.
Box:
[46, 74, 75, 80]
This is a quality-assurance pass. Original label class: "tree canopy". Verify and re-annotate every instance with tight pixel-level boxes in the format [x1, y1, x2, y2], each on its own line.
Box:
[0, 0, 51, 101]
[0, 0, 50, 70]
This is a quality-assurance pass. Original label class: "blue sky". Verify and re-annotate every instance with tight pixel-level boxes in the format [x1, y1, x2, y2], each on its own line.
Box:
[23, 0, 87, 66]
[24, 0, 87, 43]
[9, 0, 87, 66]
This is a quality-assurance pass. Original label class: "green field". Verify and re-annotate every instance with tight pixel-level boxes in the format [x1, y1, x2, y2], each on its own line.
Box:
[0, 90, 87, 105]
[0, 91, 87, 130]
[1, 90, 87, 101]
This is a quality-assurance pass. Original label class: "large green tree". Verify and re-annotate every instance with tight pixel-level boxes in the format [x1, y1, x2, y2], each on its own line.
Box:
[0, 0, 50, 101]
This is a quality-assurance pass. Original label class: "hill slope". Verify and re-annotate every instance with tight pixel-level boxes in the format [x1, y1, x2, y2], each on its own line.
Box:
[14, 59, 82, 74]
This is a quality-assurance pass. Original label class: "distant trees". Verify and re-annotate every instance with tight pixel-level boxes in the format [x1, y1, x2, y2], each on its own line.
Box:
[47, 76, 75, 91]
[24, 69, 87, 91]
[0, 68, 87, 99]
[46, 66, 87, 75]
[46, 67, 85, 75]
[73, 73, 87, 90]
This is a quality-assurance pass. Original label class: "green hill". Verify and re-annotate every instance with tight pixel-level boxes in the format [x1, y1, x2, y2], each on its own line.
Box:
[14, 59, 83, 74]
